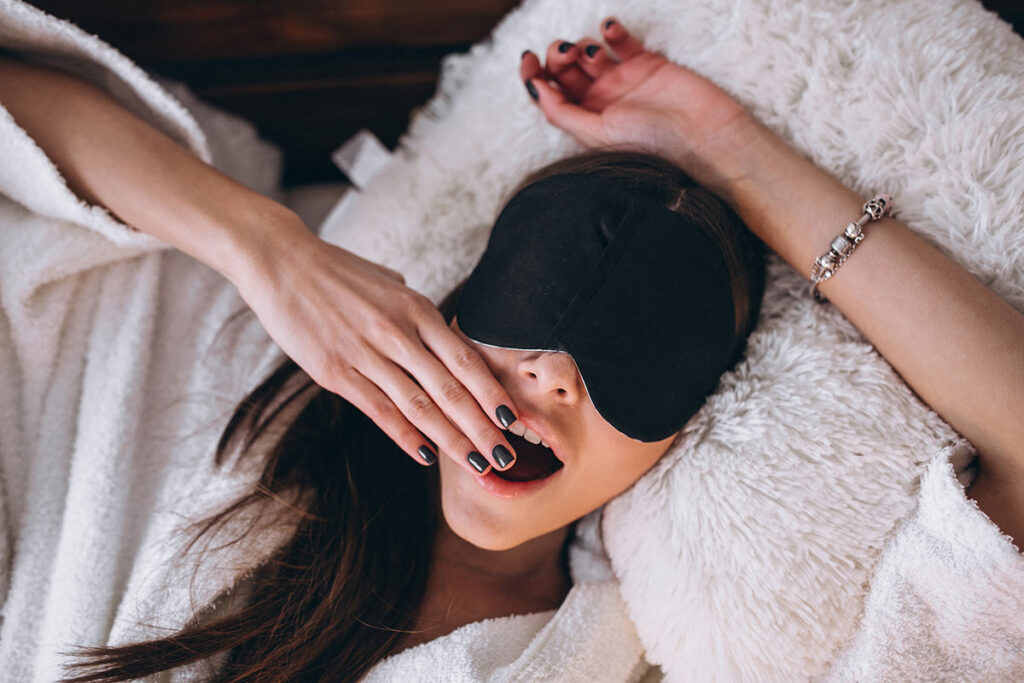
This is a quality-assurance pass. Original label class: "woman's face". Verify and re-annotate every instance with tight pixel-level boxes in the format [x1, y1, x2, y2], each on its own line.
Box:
[437, 317, 679, 551]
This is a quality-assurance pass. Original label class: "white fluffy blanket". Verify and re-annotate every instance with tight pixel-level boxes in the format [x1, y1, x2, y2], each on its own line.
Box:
[0, 2, 646, 681]
[320, 0, 1024, 679]
[1, 0, 1023, 680]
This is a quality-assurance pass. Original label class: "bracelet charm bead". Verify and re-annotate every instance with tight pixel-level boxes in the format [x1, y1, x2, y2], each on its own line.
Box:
[810, 193, 892, 303]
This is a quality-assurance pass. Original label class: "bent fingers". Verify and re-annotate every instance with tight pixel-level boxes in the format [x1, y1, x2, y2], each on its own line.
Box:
[334, 366, 442, 467]
[416, 317, 522, 467]
[522, 76, 605, 147]
[601, 18, 645, 60]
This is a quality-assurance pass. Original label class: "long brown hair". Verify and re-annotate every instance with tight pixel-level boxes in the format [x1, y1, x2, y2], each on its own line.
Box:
[65, 151, 765, 682]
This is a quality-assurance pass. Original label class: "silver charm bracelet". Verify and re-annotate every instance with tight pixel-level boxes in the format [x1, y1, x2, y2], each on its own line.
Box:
[810, 193, 893, 303]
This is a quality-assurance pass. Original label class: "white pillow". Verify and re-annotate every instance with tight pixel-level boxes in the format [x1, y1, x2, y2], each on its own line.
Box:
[318, 0, 1024, 678]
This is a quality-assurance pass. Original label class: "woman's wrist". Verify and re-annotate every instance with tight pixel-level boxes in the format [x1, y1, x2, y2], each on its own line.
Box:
[684, 115, 867, 276]
[0, 56, 320, 289]
[661, 111, 770, 195]
[216, 198, 317, 296]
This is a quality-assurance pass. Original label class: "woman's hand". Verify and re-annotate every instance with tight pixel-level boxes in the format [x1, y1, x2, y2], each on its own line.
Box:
[0, 57, 519, 476]
[231, 218, 521, 476]
[520, 18, 756, 189]
[524, 19, 1024, 547]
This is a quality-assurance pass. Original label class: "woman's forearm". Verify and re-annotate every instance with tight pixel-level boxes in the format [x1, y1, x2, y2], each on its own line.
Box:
[0, 57, 529, 475]
[0, 56, 308, 286]
[714, 119, 1024, 541]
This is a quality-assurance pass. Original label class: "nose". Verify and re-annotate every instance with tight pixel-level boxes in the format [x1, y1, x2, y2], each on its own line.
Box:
[516, 351, 584, 404]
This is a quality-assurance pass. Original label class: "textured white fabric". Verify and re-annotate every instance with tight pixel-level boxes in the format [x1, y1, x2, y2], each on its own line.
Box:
[364, 580, 650, 683]
[823, 442, 1024, 682]
[2, 0, 1024, 681]
[0, 2, 646, 681]
[0, 4, 285, 681]
[318, 0, 1024, 680]
[360, 511, 650, 681]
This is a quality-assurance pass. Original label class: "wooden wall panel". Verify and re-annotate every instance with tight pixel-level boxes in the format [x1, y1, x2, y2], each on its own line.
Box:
[26, 1, 1022, 186]
[30, 0, 519, 185]
[31, 0, 522, 60]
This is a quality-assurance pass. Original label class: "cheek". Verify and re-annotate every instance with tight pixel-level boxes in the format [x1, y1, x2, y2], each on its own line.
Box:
[576, 429, 675, 504]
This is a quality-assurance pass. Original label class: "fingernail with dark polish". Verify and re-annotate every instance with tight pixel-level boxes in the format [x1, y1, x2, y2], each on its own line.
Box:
[558, 41, 575, 53]
[524, 80, 539, 101]
[418, 445, 437, 465]
[521, 49, 531, 60]
[492, 444, 515, 469]
[496, 404, 517, 428]
[467, 451, 490, 473]
[585, 44, 600, 58]
[604, 19, 616, 30]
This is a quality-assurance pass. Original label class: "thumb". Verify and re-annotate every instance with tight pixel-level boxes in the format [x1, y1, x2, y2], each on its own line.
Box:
[525, 78, 604, 147]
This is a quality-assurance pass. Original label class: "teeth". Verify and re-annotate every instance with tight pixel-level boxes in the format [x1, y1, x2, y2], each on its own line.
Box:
[505, 422, 551, 449]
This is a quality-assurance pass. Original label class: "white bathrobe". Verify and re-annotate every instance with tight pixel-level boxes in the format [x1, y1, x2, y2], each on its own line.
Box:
[2, 0, 1023, 681]
[0, 1, 652, 681]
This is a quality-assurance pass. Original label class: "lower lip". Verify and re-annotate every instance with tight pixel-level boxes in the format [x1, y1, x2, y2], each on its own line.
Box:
[472, 466, 564, 499]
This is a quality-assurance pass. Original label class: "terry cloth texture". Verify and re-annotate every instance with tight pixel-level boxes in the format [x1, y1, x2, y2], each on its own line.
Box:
[0, 2, 286, 681]
[0, 2, 647, 681]
[1, 0, 1023, 682]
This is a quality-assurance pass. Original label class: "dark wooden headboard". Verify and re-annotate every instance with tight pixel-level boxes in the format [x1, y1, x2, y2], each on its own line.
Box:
[26, 1, 1023, 187]
[31, 0, 519, 187]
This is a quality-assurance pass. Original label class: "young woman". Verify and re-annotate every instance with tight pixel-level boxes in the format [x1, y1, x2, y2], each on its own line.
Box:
[0, 13, 1020, 683]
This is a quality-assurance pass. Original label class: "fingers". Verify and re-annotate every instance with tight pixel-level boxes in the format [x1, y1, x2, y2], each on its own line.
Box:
[338, 366, 444, 468]
[540, 40, 592, 101]
[575, 39, 613, 80]
[416, 315, 523, 456]
[519, 50, 545, 95]
[601, 18, 645, 60]
[367, 346, 517, 477]
[521, 76, 604, 145]
[519, 51, 605, 146]
[519, 17, 647, 144]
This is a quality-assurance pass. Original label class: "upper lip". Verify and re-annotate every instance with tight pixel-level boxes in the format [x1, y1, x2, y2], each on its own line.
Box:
[507, 410, 566, 465]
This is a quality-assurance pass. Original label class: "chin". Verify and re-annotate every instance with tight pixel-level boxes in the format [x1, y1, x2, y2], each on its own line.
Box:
[439, 487, 531, 551]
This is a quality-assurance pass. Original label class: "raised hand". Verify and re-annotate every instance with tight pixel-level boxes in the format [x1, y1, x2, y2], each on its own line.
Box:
[235, 225, 522, 476]
[523, 18, 1024, 549]
[520, 18, 756, 188]
[0, 57, 520, 478]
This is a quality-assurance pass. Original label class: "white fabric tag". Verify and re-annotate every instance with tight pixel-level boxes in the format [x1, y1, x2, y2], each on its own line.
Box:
[331, 129, 392, 189]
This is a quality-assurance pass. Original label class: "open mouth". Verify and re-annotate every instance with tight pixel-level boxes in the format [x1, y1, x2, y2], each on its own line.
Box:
[495, 430, 564, 482]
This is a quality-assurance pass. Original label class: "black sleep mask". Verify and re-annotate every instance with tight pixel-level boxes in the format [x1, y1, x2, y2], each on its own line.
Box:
[455, 173, 736, 442]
